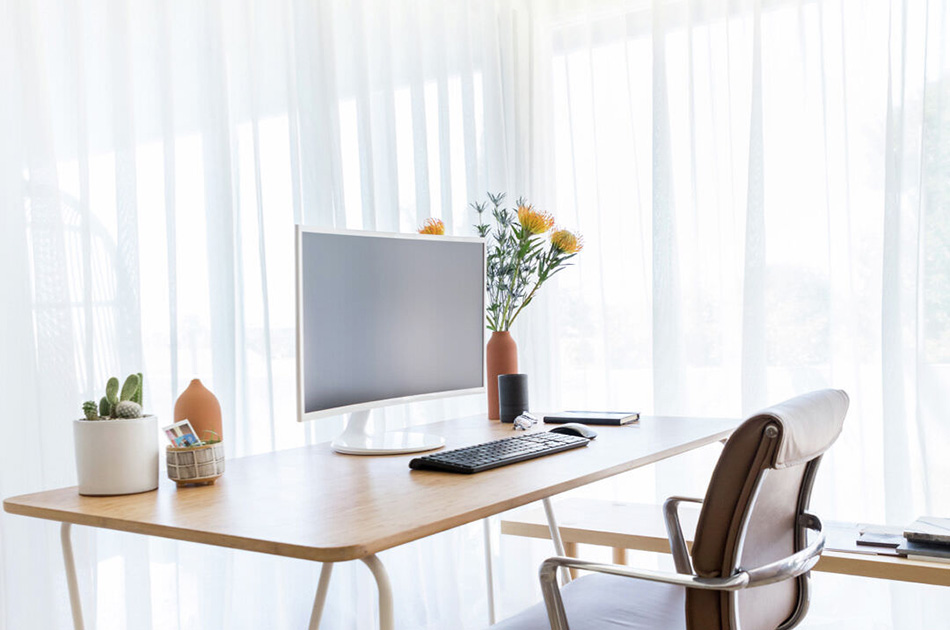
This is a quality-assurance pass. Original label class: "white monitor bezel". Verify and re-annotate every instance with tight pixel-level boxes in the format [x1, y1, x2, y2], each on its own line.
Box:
[295, 224, 487, 423]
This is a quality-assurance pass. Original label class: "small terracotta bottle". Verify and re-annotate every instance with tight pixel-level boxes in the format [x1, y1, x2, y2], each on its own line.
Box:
[174, 379, 223, 442]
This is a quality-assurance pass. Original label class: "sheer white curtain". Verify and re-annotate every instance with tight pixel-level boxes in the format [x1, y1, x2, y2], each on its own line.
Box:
[1, 0, 949, 628]
[0, 0, 526, 628]
[516, 0, 950, 628]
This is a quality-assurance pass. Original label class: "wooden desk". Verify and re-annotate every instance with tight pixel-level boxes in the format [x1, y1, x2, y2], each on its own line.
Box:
[500, 498, 950, 587]
[4, 415, 737, 629]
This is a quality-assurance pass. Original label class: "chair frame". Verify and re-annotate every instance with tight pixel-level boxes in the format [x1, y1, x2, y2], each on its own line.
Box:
[538, 424, 827, 630]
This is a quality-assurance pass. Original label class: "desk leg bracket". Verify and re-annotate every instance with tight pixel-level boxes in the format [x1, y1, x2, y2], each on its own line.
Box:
[361, 554, 394, 630]
[61, 522, 85, 630]
[308, 555, 393, 630]
[309, 562, 334, 630]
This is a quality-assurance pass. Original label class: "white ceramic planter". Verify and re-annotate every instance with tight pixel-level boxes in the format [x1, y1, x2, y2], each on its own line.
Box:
[73, 415, 160, 496]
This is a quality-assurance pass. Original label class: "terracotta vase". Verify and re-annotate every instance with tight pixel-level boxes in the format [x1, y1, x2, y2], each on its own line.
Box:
[486, 331, 518, 420]
[174, 379, 223, 442]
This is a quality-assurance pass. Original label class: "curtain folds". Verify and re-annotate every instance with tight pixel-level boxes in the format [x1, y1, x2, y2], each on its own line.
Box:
[1, 0, 949, 628]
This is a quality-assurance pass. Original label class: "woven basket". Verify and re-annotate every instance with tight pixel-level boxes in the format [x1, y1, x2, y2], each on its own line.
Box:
[166, 442, 225, 487]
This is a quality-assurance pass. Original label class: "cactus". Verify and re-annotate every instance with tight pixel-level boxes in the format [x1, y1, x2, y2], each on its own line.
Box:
[82, 401, 99, 421]
[114, 401, 143, 419]
[99, 396, 112, 418]
[82, 373, 147, 420]
[120, 374, 140, 402]
[132, 372, 143, 405]
[105, 377, 119, 409]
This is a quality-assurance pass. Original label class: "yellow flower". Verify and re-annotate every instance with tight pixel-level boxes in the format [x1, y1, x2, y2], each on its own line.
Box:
[418, 218, 445, 235]
[517, 204, 555, 235]
[550, 229, 583, 254]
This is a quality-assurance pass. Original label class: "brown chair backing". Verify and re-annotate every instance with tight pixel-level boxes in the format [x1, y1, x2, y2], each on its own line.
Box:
[687, 389, 849, 630]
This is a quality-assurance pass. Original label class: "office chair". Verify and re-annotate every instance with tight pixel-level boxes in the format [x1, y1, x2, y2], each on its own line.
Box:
[492, 388, 849, 630]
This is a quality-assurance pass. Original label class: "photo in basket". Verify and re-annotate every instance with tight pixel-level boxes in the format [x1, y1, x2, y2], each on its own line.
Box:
[163, 419, 200, 447]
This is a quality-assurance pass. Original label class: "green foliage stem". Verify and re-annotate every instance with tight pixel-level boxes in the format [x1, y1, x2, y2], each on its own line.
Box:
[474, 192, 581, 332]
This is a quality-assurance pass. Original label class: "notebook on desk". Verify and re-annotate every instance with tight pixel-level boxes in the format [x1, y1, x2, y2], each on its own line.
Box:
[896, 540, 950, 563]
[904, 517, 950, 546]
[543, 411, 639, 426]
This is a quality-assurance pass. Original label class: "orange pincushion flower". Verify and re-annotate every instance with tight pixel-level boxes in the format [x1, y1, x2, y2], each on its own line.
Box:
[418, 218, 445, 235]
[550, 229, 583, 254]
[517, 204, 555, 235]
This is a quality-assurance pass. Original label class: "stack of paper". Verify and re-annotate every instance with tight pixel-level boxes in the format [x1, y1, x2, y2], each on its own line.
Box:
[897, 517, 950, 563]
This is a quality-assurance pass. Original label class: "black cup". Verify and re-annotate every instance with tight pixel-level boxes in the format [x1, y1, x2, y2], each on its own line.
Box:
[498, 374, 529, 423]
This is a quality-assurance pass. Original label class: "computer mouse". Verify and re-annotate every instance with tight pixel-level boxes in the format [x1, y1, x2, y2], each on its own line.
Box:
[548, 423, 598, 439]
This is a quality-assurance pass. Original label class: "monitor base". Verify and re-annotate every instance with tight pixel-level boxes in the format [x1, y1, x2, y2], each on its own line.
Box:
[331, 410, 446, 455]
[331, 432, 445, 455]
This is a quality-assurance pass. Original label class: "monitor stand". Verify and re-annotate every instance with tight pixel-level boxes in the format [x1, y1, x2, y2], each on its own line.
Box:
[331, 410, 446, 455]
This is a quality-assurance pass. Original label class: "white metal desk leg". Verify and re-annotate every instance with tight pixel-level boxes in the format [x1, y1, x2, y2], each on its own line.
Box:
[361, 555, 394, 630]
[308, 562, 334, 630]
[60, 523, 85, 630]
[541, 498, 571, 585]
[483, 518, 496, 624]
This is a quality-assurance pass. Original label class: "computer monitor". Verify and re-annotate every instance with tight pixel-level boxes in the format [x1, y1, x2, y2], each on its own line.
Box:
[295, 226, 485, 454]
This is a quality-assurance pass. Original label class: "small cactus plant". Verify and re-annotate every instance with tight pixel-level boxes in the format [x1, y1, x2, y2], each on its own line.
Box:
[114, 401, 143, 418]
[82, 373, 147, 420]
[82, 401, 99, 421]
[105, 377, 119, 412]
[120, 374, 140, 403]
[132, 372, 143, 405]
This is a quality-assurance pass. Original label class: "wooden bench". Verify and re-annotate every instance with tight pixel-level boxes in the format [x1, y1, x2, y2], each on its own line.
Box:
[500, 498, 950, 587]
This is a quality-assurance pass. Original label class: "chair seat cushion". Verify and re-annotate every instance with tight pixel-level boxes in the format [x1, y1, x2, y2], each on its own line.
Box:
[491, 573, 686, 630]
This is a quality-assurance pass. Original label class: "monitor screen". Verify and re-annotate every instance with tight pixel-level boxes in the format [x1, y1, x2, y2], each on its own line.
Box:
[297, 227, 485, 419]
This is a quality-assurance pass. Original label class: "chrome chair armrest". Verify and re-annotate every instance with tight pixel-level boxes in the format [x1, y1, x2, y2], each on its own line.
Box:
[662, 496, 703, 575]
[539, 557, 750, 630]
[539, 513, 826, 630]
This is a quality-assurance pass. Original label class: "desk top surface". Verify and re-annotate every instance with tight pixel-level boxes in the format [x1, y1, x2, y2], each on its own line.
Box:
[3, 414, 737, 562]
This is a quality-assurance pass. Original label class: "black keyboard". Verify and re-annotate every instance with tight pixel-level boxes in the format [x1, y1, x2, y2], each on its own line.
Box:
[408, 431, 591, 473]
